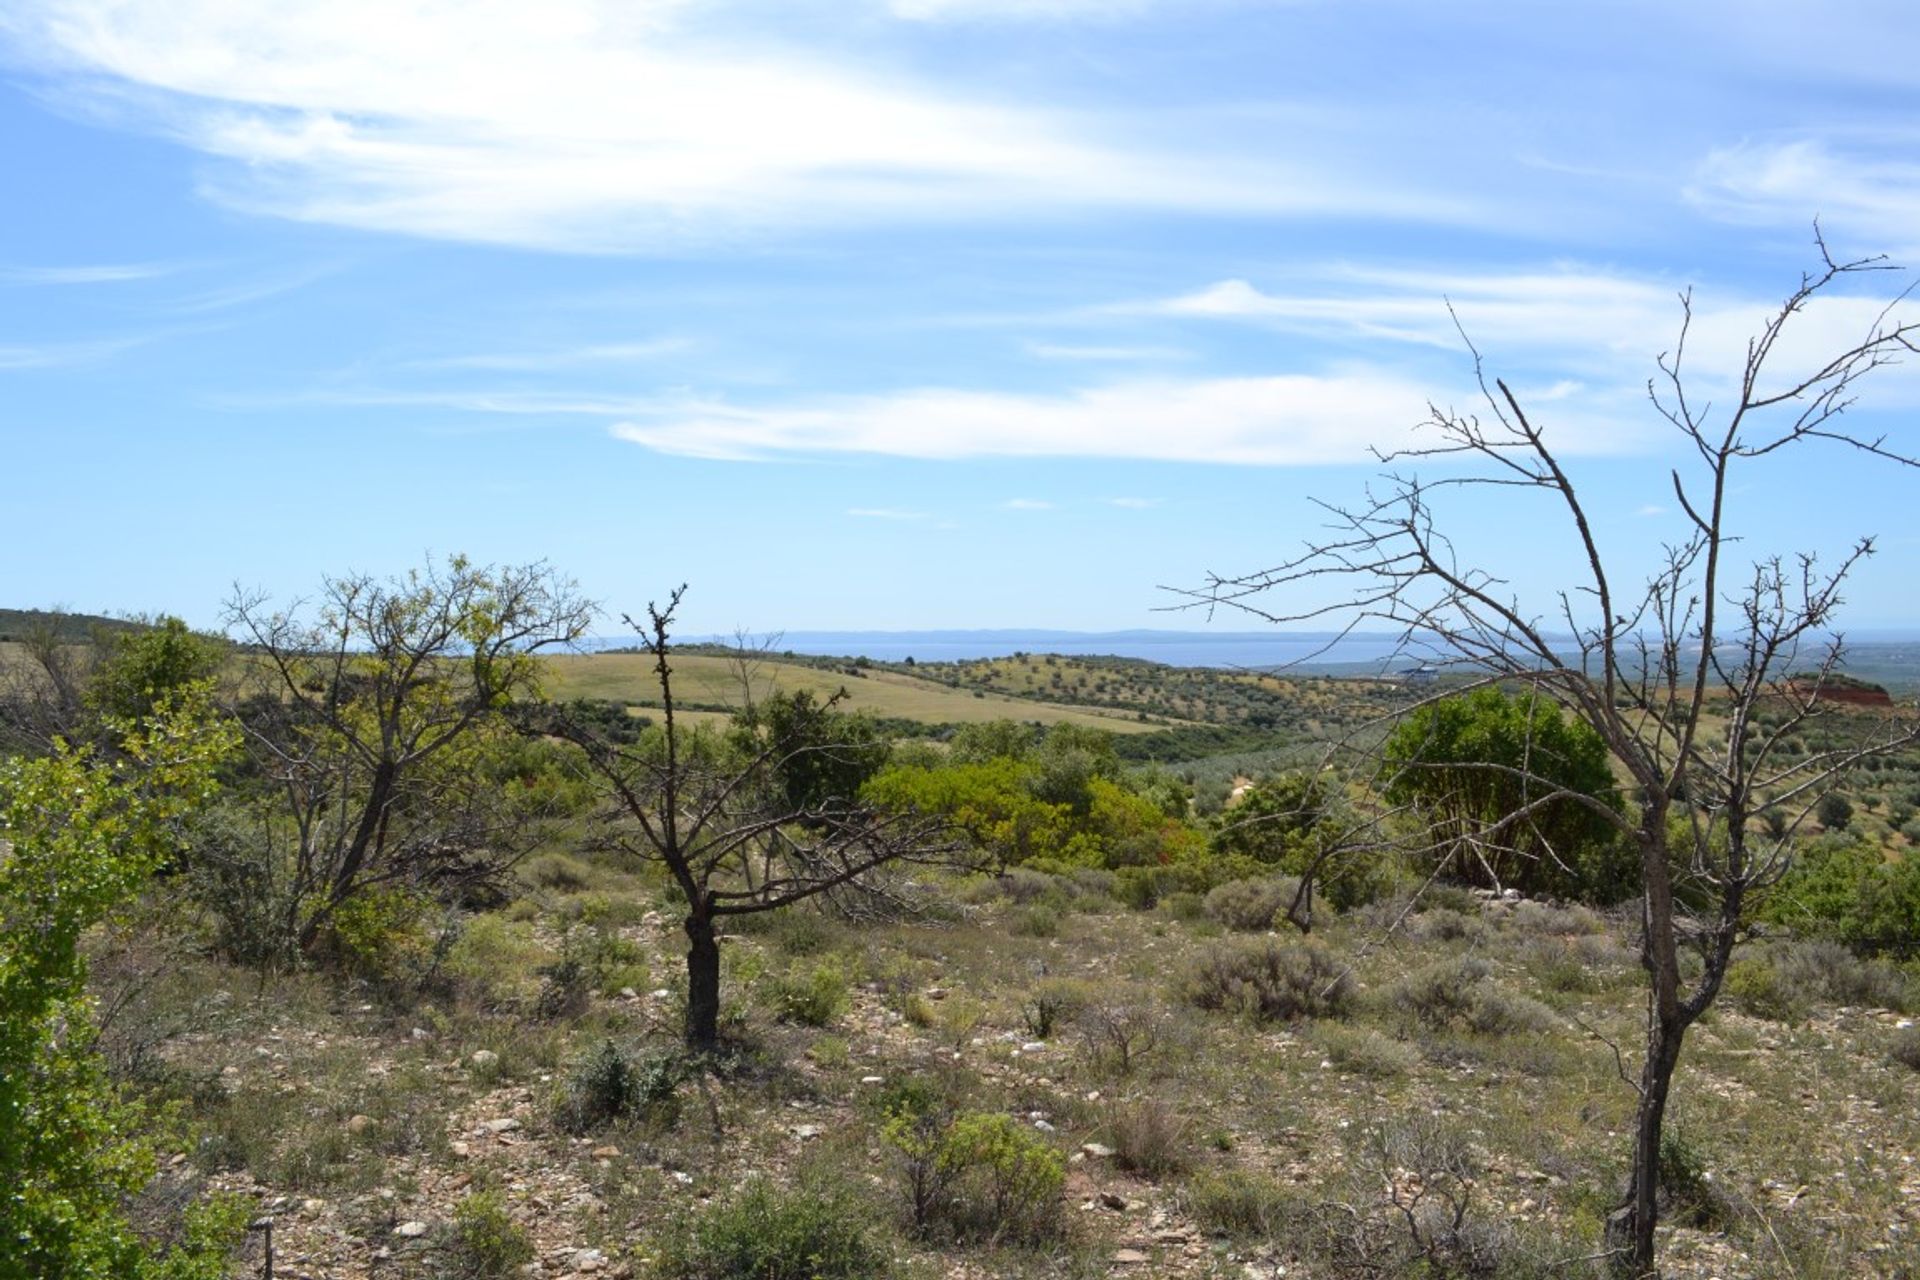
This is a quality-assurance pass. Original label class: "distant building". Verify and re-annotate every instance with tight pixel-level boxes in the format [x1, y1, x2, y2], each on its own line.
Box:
[1400, 665, 1439, 686]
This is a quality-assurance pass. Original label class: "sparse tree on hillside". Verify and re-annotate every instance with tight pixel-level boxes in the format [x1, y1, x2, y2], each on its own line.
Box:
[219, 556, 592, 959]
[1188, 237, 1920, 1276]
[556, 587, 960, 1053]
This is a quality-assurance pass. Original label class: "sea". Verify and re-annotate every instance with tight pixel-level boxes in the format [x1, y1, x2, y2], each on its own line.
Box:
[681, 630, 1435, 673]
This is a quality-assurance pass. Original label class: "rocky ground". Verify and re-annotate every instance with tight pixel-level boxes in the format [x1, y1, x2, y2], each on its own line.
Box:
[105, 869, 1920, 1280]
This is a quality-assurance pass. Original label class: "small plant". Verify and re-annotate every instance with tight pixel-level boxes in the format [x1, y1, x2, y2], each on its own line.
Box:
[1181, 1168, 1296, 1241]
[1657, 1126, 1727, 1229]
[1314, 1024, 1418, 1077]
[1075, 999, 1166, 1076]
[1010, 903, 1061, 938]
[1180, 940, 1353, 1022]
[443, 1192, 535, 1278]
[764, 960, 852, 1028]
[652, 1176, 888, 1280]
[554, 1039, 682, 1134]
[1103, 1096, 1191, 1179]
[1019, 978, 1087, 1040]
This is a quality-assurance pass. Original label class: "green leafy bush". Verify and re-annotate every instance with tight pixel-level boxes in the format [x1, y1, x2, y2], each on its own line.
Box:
[932, 1113, 1066, 1246]
[443, 1192, 535, 1278]
[764, 960, 852, 1027]
[0, 696, 245, 1280]
[327, 885, 439, 984]
[652, 1176, 888, 1280]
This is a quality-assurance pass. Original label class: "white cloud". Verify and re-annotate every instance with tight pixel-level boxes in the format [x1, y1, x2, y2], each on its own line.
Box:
[608, 371, 1648, 465]
[0, 261, 184, 284]
[1, 0, 1443, 251]
[1003, 498, 1053, 509]
[848, 507, 929, 520]
[1106, 496, 1160, 508]
[1026, 342, 1190, 362]
[887, 0, 1157, 20]
[0, 335, 156, 368]
[414, 340, 691, 371]
[1136, 268, 1920, 401]
[1688, 138, 1920, 250]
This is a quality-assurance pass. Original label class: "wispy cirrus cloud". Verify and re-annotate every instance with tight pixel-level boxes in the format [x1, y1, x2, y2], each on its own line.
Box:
[608, 370, 1650, 465]
[0, 334, 156, 368]
[0, 261, 186, 284]
[1131, 266, 1920, 399]
[1003, 498, 1053, 510]
[411, 339, 691, 372]
[848, 507, 929, 520]
[1, 0, 1474, 252]
[1687, 138, 1920, 251]
[886, 0, 1161, 21]
[1025, 342, 1191, 362]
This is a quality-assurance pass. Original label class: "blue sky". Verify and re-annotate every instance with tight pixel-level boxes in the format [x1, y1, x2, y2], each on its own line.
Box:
[2, 0, 1917, 636]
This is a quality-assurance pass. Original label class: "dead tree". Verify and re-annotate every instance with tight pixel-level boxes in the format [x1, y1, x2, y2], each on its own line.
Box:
[1186, 234, 1919, 1276]
[558, 586, 961, 1053]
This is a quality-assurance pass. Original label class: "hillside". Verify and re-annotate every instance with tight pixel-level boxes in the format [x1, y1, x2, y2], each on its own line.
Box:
[541, 651, 1179, 735]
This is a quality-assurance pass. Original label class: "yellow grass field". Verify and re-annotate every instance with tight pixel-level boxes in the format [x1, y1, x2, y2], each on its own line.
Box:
[540, 651, 1169, 733]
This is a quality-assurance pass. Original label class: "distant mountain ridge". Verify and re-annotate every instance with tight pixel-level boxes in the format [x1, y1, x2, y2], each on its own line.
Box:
[0, 608, 146, 644]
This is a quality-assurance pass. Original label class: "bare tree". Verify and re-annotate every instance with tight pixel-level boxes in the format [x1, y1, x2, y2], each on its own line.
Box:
[1187, 236, 1919, 1276]
[221, 555, 593, 957]
[557, 587, 960, 1052]
[0, 610, 99, 751]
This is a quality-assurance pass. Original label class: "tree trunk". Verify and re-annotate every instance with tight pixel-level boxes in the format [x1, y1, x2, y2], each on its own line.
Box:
[1607, 1007, 1685, 1277]
[1608, 821, 1687, 1278]
[684, 908, 722, 1052]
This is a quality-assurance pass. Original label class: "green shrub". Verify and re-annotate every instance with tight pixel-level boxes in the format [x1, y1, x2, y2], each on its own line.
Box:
[1818, 792, 1854, 831]
[933, 1113, 1065, 1246]
[1413, 907, 1484, 943]
[1387, 956, 1492, 1030]
[1724, 957, 1808, 1023]
[1019, 978, 1089, 1040]
[1891, 1027, 1920, 1072]
[1158, 890, 1206, 922]
[1773, 938, 1909, 1010]
[0, 700, 247, 1280]
[653, 1176, 888, 1280]
[765, 960, 852, 1028]
[327, 885, 438, 984]
[1658, 1127, 1728, 1229]
[444, 1192, 536, 1278]
[1182, 940, 1353, 1022]
[1181, 1168, 1295, 1241]
[1203, 877, 1300, 931]
[444, 914, 552, 1008]
[1010, 904, 1061, 937]
[1314, 1024, 1418, 1077]
[555, 1040, 682, 1134]
[1114, 863, 1210, 911]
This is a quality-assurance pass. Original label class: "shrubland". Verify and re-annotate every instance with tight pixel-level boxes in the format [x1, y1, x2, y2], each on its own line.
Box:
[2, 588, 1919, 1278]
